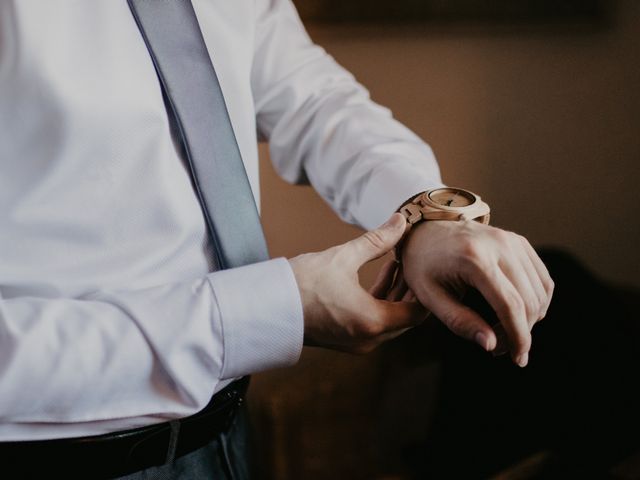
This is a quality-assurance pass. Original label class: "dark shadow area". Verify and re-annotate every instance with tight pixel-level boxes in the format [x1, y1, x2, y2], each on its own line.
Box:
[382, 248, 640, 479]
[249, 248, 640, 479]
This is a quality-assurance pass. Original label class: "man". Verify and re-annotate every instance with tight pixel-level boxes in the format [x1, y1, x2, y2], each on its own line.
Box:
[0, 0, 552, 478]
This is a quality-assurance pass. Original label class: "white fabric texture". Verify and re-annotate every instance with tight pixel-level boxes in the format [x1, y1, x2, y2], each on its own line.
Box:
[0, 0, 442, 440]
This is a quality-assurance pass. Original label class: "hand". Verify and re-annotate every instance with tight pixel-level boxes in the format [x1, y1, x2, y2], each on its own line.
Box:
[289, 214, 426, 354]
[402, 220, 554, 367]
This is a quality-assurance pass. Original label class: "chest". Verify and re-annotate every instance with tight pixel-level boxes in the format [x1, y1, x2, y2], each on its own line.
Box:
[0, 0, 256, 134]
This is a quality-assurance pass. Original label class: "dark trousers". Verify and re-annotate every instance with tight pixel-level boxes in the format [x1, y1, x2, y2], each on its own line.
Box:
[118, 406, 253, 480]
[404, 249, 640, 478]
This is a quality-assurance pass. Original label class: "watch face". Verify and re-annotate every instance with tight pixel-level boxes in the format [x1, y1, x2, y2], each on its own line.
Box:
[428, 188, 476, 208]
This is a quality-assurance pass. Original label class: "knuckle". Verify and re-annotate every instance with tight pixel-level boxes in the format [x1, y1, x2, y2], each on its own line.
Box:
[445, 317, 462, 335]
[514, 333, 532, 353]
[362, 230, 388, 251]
[441, 309, 466, 336]
[536, 300, 548, 320]
[493, 229, 512, 245]
[517, 233, 531, 247]
[352, 317, 383, 339]
[524, 297, 539, 316]
[545, 278, 555, 297]
[460, 238, 481, 259]
[459, 241, 487, 271]
[537, 308, 548, 322]
[499, 293, 525, 321]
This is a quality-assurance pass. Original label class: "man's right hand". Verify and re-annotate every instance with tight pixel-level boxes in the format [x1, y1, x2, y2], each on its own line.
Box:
[289, 214, 426, 354]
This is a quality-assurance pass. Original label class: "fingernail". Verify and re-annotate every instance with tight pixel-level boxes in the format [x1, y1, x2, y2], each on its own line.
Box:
[474, 332, 488, 351]
[516, 352, 529, 367]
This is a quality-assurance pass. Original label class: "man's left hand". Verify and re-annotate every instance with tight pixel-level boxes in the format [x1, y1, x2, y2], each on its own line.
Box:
[400, 219, 554, 367]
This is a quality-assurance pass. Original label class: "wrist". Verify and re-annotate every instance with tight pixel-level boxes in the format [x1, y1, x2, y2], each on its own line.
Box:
[393, 187, 491, 262]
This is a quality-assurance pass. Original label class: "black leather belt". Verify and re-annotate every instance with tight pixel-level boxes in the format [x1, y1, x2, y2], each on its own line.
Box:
[1, 376, 250, 479]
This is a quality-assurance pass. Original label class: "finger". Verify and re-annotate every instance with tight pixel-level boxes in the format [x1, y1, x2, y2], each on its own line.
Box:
[420, 283, 497, 352]
[369, 259, 399, 299]
[402, 290, 432, 320]
[522, 240, 555, 317]
[470, 266, 531, 366]
[387, 264, 408, 301]
[516, 236, 552, 319]
[519, 245, 549, 322]
[402, 290, 416, 302]
[341, 213, 406, 268]
[375, 298, 427, 333]
[498, 248, 543, 329]
[347, 290, 426, 353]
[349, 297, 425, 354]
[376, 326, 414, 345]
[491, 322, 510, 356]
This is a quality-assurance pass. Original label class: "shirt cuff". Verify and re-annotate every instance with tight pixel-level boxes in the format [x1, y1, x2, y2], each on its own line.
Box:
[207, 258, 304, 379]
[355, 168, 444, 231]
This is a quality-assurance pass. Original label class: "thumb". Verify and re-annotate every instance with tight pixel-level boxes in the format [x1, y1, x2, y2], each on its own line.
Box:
[344, 213, 406, 267]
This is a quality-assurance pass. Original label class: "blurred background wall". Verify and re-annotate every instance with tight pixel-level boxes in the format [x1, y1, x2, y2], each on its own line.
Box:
[250, 0, 639, 477]
[261, 0, 639, 290]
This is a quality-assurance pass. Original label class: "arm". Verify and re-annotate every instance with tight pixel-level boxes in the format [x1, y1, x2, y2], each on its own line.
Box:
[252, 0, 443, 230]
[0, 259, 302, 437]
[252, 0, 554, 365]
[250, 0, 433, 352]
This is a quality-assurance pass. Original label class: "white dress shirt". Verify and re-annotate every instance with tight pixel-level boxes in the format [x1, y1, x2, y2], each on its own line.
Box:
[0, 0, 442, 440]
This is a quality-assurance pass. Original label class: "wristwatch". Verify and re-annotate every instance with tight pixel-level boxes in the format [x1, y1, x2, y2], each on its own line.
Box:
[395, 187, 490, 260]
[398, 187, 490, 229]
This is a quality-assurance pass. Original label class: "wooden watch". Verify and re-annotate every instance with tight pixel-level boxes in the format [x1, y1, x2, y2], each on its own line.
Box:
[399, 187, 490, 229]
[395, 187, 490, 260]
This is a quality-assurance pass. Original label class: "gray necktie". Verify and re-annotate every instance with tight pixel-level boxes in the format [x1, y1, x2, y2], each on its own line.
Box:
[127, 0, 270, 270]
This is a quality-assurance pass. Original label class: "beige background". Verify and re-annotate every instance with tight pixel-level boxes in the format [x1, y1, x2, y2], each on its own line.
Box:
[260, 0, 639, 290]
[249, 2, 639, 476]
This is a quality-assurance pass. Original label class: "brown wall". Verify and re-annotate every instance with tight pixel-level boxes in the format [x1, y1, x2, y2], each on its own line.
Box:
[260, 0, 640, 290]
[250, 2, 640, 476]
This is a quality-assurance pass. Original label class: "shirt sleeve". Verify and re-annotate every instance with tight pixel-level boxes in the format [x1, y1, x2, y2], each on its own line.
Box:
[251, 0, 444, 231]
[0, 257, 303, 438]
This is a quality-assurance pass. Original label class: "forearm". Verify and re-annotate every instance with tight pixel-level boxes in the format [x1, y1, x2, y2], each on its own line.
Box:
[252, 0, 443, 230]
[0, 258, 302, 439]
